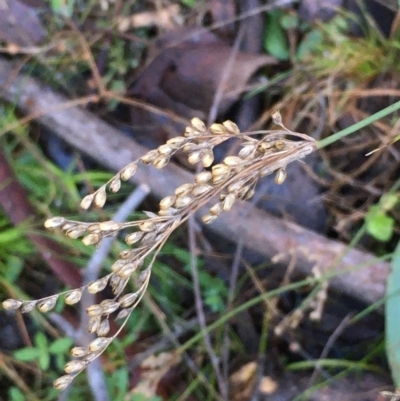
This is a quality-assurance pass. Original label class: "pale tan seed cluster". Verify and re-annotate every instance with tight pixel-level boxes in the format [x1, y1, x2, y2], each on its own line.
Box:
[2, 113, 317, 390]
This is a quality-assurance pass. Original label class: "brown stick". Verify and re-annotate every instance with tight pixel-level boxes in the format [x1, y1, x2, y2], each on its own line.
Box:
[0, 57, 389, 306]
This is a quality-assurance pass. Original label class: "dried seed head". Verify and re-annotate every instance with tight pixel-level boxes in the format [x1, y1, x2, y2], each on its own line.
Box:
[94, 187, 107, 208]
[242, 187, 255, 200]
[109, 176, 121, 193]
[272, 110, 283, 126]
[87, 224, 100, 233]
[80, 194, 94, 210]
[97, 319, 110, 337]
[212, 164, 230, 176]
[202, 213, 218, 224]
[111, 259, 126, 273]
[201, 150, 214, 168]
[21, 302, 36, 313]
[99, 221, 120, 232]
[117, 263, 139, 279]
[223, 156, 242, 166]
[116, 308, 131, 320]
[188, 151, 202, 165]
[275, 168, 287, 185]
[212, 173, 229, 184]
[64, 360, 87, 374]
[44, 217, 66, 229]
[182, 142, 197, 152]
[191, 117, 206, 132]
[70, 347, 87, 357]
[222, 194, 236, 211]
[142, 231, 157, 245]
[210, 123, 226, 135]
[121, 163, 138, 181]
[87, 304, 103, 316]
[210, 203, 223, 216]
[153, 155, 169, 169]
[239, 145, 256, 159]
[88, 316, 101, 333]
[137, 269, 150, 287]
[54, 375, 73, 390]
[222, 120, 240, 135]
[191, 184, 212, 197]
[139, 221, 155, 232]
[65, 289, 83, 305]
[175, 183, 193, 196]
[141, 150, 158, 164]
[195, 171, 212, 184]
[100, 299, 120, 314]
[89, 337, 110, 352]
[37, 296, 58, 313]
[119, 293, 138, 308]
[158, 144, 173, 155]
[174, 195, 193, 209]
[159, 195, 176, 210]
[66, 226, 87, 239]
[125, 231, 144, 245]
[87, 278, 108, 294]
[166, 136, 187, 147]
[2, 299, 22, 310]
[82, 233, 101, 246]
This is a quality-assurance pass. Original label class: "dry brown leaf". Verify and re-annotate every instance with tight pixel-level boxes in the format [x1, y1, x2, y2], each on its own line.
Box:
[132, 28, 275, 116]
[229, 361, 257, 401]
[0, 0, 46, 46]
[128, 352, 181, 399]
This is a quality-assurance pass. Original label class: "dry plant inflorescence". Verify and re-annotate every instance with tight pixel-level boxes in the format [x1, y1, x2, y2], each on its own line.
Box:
[2, 112, 316, 390]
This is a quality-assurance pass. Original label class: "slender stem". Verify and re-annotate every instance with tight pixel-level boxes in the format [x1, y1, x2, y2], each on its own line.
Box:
[317, 99, 400, 149]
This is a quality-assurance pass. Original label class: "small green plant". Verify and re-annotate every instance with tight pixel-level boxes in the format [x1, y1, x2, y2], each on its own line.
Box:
[14, 332, 73, 372]
[365, 193, 399, 242]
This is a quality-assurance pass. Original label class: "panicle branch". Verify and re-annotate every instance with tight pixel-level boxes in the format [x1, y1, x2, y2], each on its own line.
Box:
[2, 113, 316, 390]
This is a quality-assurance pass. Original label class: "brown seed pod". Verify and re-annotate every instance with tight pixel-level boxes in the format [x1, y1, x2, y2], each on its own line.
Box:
[37, 296, 58, 313]
[21, 302, 36, 313]
[201, 150, 214, 168]
[89, 337, 110, 352]
[125, 231, 144, 245]
[158, 144, 174, 155]
[87, 304, 103, 317]
[174, 195, 193, 209]
[44, 216, 66, 229]
[53, 375, 73, 390]
[121, 163, 138, 181]
[275, 168, 287, 185]
[109, 176, 121, 193]
[82, 233, 101, 246]
[195, 171, 212, 184]
[2, 299, 22, 310]
[141, 150, 159, 164]
[210, 123, 226, 135]
[119, 293, 138, 308]
[87, 278, 108, 294]
[166, 136, 187, 147]
[70, 347, 87, 357]
[65, 289, 83, 305]
[188, 151, 202, 165]
[159, 195, 177, 210]
[222, 120, 240, 135]
[175, 183, 193, 197]
[201, 213, 218, 224]
[64, 360, 87, 374]
[190, 117, 206, 132]
[153, 155, 169, 169]
[80, 194, 94, 210]
[88, 316, 101, 333]
[97, 319, 110, 337]
[222, 194, 236, 211]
